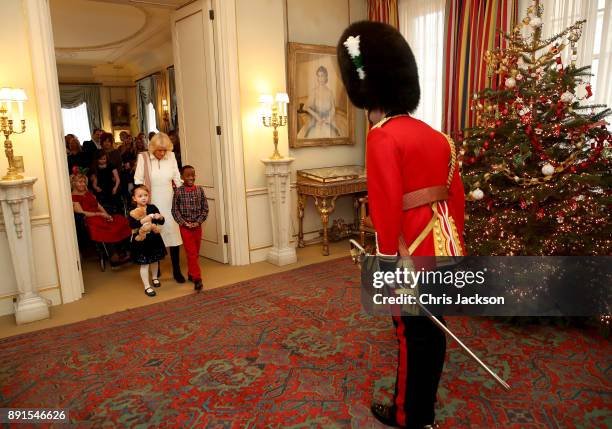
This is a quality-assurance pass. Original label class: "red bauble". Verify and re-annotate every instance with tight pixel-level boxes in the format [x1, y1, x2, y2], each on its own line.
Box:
[580, 162, 588, 169]
[484, 141, 490, 149]
[570, 166, 577, 173]
[519, 197, 527, 209]
[495, 120, 502, 127]
[502, 109, 509, 115]
[536, 208, 545, 219]
[586, 85, 592, 98]
[489, 131, 496, 139]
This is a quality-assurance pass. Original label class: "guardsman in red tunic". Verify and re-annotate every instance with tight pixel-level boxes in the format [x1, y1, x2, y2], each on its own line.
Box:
[338, 21, 466, 429]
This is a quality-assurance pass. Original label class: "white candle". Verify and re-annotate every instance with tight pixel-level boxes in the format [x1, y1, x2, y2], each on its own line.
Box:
[17, 101, 23, 120]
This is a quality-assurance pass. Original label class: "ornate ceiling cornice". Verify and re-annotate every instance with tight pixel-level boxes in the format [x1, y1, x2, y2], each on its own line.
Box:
[55, 5, 150, 52]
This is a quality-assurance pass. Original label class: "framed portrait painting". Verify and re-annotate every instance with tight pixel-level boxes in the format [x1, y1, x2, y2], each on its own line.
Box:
[288, 42, 355, 148]
[111, 102, 130, 126]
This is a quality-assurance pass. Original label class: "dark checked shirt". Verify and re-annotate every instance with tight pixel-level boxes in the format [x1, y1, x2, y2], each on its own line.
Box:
[171, 185, 209, 226]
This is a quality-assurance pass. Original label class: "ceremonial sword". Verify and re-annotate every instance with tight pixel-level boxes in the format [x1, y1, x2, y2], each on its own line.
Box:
[349, 239, 511, 391]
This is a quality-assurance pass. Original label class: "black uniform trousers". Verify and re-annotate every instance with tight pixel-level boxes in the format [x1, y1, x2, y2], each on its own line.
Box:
[391, 314, 447, 428]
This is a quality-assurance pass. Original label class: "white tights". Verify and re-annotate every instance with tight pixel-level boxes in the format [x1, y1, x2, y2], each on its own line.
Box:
[140, 261, 159, 290]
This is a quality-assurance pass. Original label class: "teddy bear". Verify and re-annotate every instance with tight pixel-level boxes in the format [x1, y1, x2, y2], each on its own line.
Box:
[130, 206, 162, 241]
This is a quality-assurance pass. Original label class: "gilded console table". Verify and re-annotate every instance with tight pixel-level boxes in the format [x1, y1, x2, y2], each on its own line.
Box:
[296, 165, 367, 255]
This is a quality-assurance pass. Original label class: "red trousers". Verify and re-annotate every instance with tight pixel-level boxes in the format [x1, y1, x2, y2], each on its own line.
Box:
[179, 225, 202, 281]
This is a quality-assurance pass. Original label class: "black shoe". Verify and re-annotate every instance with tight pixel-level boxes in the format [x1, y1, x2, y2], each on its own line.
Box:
[371, 403, 404, 428]
[152, 279, 161, 288]
[194, 279, 203, 291]
[144, 287, 156, 297]
[371, 403, 437, 429]
[173, 271, 186, 283]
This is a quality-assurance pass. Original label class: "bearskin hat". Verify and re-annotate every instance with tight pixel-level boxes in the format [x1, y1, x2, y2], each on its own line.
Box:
[337, 21, 420, 113]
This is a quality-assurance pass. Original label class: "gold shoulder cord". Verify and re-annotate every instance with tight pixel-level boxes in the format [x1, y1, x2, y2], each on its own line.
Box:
[443, 133, 457, 187]
[400, 133, 462, 257]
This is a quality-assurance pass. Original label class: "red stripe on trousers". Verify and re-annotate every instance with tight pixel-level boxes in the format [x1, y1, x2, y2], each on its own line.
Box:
[393, 315, 408, 426]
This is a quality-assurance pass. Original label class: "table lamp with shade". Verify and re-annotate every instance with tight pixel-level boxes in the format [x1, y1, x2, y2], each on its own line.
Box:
[259, 92, 289, 160]
[0, 87, 27, 181]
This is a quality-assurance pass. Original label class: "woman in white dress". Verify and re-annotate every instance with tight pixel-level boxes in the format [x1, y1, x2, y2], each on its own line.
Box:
[134, 132, 186, 283]
[299, 66, 342, 139]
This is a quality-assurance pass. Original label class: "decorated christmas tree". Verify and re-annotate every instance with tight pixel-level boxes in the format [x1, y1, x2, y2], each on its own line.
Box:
[460, 0, 611, 256]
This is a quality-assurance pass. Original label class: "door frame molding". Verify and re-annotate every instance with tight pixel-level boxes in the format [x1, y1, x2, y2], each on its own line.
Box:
[23, 0, 84, 302]
[174, 0, 250, 265]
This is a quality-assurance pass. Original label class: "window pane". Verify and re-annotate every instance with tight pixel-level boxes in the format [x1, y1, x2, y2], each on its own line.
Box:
[61, 102, 91, 145]
[598, 0, 605, 10]
[593, 11, 603, 56]
[147, 102, 158, 134]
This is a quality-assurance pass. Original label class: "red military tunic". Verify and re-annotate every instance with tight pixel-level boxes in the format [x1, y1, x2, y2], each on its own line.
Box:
[366, 115, 466, 256]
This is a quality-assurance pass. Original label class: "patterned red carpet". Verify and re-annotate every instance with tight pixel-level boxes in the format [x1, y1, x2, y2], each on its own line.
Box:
[1, 258, 610, 428]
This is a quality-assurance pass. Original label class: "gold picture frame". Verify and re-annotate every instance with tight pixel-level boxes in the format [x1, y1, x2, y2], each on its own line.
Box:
[288, 42, 355, 148]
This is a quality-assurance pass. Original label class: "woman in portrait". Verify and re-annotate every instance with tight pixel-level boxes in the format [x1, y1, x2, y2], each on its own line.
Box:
[298, 66, 342, 139]
[134, 132, 186, 283]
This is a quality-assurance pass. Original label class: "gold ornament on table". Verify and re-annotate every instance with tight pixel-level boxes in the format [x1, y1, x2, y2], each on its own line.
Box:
[0, 87, 27, 181]
[259, 93, 289, 160]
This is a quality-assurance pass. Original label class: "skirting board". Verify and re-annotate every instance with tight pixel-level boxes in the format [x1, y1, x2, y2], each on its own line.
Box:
[0, 287, 61, 317]
[249, 231, 319, 263]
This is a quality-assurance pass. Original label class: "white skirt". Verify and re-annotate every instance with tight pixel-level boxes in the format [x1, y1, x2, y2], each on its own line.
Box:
[151, 184, 182, 247]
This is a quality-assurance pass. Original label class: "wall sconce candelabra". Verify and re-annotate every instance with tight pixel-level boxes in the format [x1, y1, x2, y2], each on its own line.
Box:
[0, 87, 27, 181]
[162, 99, 169, 121]
[259, 93, 289, 160]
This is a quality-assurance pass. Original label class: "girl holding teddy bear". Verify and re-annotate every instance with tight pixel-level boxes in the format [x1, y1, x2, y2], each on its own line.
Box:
[129, 185, 166, 297]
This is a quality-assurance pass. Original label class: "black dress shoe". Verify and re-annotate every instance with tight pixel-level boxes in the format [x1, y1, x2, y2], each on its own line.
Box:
[371, 403, 437, 429]
[152, 279, 161, 288]
[371, 403, 404, 428]
[144, 287, 156, 297]
[173, 271, 186, 283]
[194, 280, 203, 291]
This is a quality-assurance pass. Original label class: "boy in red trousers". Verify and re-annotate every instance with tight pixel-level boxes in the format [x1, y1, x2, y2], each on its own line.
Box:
[171, 165, 209, 291]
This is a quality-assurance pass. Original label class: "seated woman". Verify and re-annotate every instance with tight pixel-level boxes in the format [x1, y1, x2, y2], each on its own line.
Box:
[71, 172, 131, 265]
